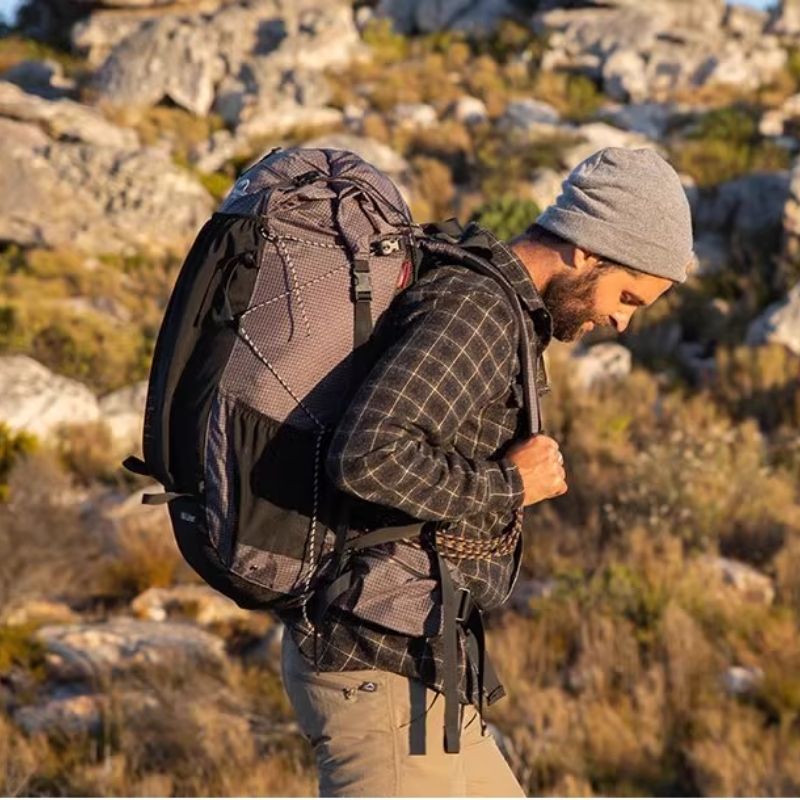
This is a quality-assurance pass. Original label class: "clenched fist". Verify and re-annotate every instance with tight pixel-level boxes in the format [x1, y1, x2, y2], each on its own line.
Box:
[505, 434, 568, 506]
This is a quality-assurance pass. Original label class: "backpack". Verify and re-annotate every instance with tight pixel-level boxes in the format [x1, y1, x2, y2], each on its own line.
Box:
[121, 146, 542, 752]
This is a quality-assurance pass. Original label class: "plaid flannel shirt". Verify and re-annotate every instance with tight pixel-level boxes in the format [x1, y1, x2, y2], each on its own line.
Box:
[281, 226, 553, 706]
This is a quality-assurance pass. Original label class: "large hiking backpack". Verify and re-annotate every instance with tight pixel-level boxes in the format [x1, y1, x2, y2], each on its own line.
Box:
[122, 146, 542, 752]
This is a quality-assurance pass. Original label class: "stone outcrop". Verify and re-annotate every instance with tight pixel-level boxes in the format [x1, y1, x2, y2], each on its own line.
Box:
[0, 82, 211, 253]
[0, 356, 101, 438]
[98, 381, 148, 452]
[536, 0, 787, 103]
[746, 282, 800, 356]
[82, 0, 359, 141]
[376, 0, 517, 35]
[36, 618, 228, 682]
[570, 343, 633, 390]
[131, 585, 254, 627]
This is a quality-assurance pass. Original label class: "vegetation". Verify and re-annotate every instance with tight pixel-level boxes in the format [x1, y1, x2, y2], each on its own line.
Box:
[670, 105, 791, 187]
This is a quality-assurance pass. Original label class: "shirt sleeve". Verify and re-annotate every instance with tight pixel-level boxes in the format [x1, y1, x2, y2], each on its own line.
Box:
[325, 279, 525, 522]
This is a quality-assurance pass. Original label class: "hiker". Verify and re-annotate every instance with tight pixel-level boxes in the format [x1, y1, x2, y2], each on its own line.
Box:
[278, 147, 695, 797]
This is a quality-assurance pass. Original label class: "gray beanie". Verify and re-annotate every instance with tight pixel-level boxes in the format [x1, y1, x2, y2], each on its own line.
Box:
[536, 147, 694, 283]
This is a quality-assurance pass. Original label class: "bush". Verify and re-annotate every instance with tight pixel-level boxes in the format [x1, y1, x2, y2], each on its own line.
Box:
[0, 422, 38, 503]
[670, 105, 791, 187]
[470, 195, 540, 240]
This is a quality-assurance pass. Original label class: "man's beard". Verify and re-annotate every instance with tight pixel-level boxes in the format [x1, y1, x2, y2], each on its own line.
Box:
[542, 269, 604, 342]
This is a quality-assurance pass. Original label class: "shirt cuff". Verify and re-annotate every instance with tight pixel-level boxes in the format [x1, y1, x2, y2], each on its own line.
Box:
[488, 457, 525, 513]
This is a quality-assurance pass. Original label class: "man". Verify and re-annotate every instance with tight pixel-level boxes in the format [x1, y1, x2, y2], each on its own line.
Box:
[279, 147, 694, 796]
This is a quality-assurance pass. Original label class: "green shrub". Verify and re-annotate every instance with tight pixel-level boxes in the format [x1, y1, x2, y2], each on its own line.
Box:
[0, 423, 38, 503]
[670, 105, 791, 186]
[471, 195, 540, 240]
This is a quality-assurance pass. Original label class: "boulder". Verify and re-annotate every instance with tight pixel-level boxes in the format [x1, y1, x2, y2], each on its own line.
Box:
[0, 356, 100, 439]
[449, 96, 489, 126]
[723, 4, 769, 38]
[746, 282, 800, 357]
[600, 102, 679, 141]
[700, 556, 775, 606]
[536, 0, 785, 102]
[0, 599, 80, 627]
[692, 172, 791, 238]
[392, 102, 437, 130]
[693, 232, 730, 277]
[499, 98, 561, 136]
[601, 48, 648, 103]
[523, 168, 565, 210]
[131, 585, 253, 627]
[571, 342, 632, 390]
[14, 692, 104, 736]
[36, 618, 228, 682]
[98, 381, 148, 452]
[0, 80, 137, 150]
[90, 0, 360, 127]
[782, 155, 800, 262]
[0, 92, 212, 252]
[563, 122, 658, 170]
[722, 665, 764, 696]
[0, 59, 77, 100]
[768, 0, 800, 37]
[376, 0, 518, 35]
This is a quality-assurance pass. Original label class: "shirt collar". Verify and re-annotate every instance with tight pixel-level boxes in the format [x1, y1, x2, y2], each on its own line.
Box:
[463, 223, 553, 350]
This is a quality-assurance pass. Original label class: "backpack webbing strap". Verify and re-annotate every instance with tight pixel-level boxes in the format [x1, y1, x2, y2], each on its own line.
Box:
[352, 257, 373, 349]
[141, 491, 195, 505]
[122, 454, 151, 477]
[436, 550, 503, 753]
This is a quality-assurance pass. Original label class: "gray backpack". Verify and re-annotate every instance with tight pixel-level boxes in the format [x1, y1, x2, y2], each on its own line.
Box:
[122, 146, 540, 752]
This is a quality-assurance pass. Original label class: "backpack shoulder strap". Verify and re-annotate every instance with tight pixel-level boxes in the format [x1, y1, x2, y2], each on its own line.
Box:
[414, 231, 543, 438]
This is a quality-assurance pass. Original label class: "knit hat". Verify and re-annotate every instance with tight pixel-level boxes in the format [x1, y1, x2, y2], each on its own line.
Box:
[536, 147, 694, 283]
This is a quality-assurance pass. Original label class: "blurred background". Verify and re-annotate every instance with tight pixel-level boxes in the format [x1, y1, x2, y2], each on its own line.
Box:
[0, 0, 798, 796]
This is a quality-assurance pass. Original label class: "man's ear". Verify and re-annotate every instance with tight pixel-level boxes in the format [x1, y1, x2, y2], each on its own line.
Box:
[572, 246, 605, 272]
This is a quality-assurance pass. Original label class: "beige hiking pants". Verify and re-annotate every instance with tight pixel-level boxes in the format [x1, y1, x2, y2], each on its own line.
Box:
[280, 630, 526, 797]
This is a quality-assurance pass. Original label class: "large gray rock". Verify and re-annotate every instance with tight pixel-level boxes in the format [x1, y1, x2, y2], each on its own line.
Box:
[448, 96, 489, 126]
[0, 89, 212, 253]
[537, 0, 785, 102]
[699, 556, 775, 606]
[0, 80, 137, 149]
[0, 356, 100, 438]
[746, 283, 800, 357]
[37, 618, 228, 682]
[571, 343, 632, 389]
[562, 122, 658, 169]
[98, 381, 148, 452]
[768, 0, 800, 37]
[499, 98, 561, 136]
[692, 172, 791, 237]
[131, 585, 253, 627]
[90, 0, 360, 132]
[1, 59, 77, 100]
[600, 102, 679, 141]
[377, 0, 517, 35]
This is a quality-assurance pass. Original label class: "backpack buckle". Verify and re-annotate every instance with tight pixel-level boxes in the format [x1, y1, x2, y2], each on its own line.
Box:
[353, 271, 372, 301]
[455, 587, 473, 624]
[353, 259, 372, 301]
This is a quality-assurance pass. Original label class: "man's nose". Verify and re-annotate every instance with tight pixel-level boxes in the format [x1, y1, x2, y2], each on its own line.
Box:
[610, 313, 630, 332]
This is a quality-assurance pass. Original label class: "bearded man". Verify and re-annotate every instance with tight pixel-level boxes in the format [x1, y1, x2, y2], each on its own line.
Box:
[279, 146, 695, 797]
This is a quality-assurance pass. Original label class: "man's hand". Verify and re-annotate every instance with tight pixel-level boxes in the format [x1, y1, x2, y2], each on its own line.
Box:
[505, 435, 568, 506]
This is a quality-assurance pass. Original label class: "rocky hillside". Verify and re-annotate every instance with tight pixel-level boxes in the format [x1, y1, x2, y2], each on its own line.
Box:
[1, 0, 800, 796]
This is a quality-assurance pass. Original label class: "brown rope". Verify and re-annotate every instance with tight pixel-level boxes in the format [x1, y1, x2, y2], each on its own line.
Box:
[402, 507, 523, 561]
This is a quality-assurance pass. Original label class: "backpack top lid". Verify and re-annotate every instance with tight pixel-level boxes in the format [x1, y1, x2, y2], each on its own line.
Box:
[219, 147, 413, 257]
